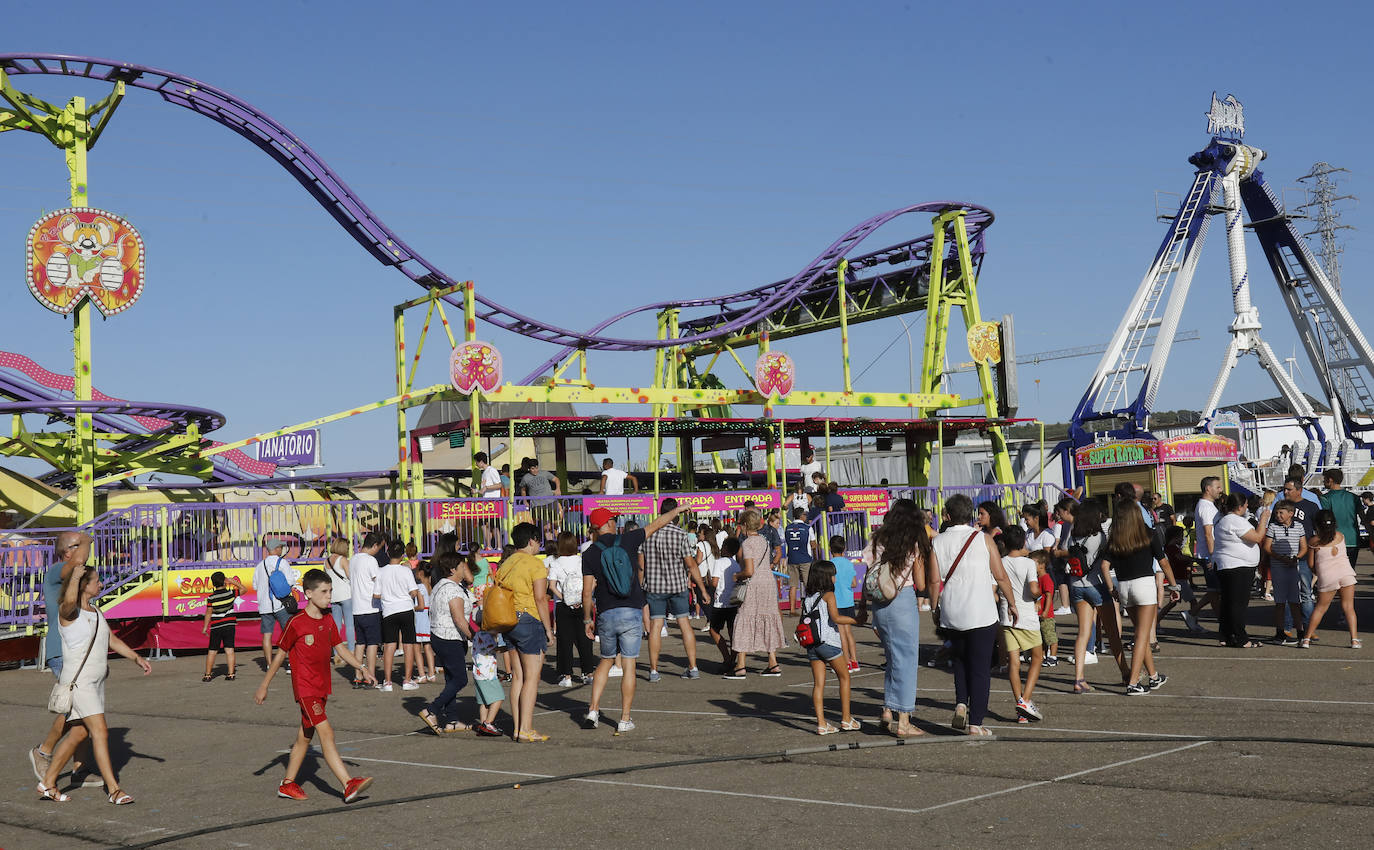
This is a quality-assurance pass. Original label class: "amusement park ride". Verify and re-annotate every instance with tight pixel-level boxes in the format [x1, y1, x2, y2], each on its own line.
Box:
[0, 54, 1017, 533]
[1065, 93, 1374, 486]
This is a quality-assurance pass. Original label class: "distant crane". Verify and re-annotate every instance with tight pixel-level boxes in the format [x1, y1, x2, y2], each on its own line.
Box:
[948, 329, 1201, 374]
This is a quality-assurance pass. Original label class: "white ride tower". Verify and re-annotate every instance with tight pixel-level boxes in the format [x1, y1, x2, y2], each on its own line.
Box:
[1198, 139, 1315, 428]
[1067, 94, 1374, 484]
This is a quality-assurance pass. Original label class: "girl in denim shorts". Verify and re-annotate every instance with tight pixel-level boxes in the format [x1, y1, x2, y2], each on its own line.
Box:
[800, 562, 868, 736]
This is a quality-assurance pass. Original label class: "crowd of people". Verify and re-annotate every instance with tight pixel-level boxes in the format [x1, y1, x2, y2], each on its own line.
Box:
[28, 461, 1372, 804]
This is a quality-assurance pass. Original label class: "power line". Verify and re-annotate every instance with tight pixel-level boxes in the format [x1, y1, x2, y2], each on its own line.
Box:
[947, 329, 1202, 374]
[1295, 162, 1356, 295]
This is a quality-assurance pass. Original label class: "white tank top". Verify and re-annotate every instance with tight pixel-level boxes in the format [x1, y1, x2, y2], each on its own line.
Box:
[932, 525, 998, 631]
[327, 555, 352, 602]
[802, 593, 840, 646]
[59, 608, 109, 685]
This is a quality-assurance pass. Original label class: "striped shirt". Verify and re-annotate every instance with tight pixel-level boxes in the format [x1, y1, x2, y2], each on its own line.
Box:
[1266, 521, 1305, 561]
[207, 587, 238, 630]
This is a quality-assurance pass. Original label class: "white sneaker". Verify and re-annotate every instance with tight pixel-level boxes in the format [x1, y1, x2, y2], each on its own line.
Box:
[381, 682, 395, 692]
[1053, 606, 1070, 616]
[1083, 652, 1098, 665]
[558, 675, 573, 687]
[583, 709, 599, 729]
[394, 649, 404, 657]
[616, 719, 636, 733]
[608, 664, 623, 678]
[401, 680, 420, 691]
[666, 613, 676, 622]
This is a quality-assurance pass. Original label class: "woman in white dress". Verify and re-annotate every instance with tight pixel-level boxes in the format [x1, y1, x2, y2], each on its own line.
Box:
[39, 566, 151, 804]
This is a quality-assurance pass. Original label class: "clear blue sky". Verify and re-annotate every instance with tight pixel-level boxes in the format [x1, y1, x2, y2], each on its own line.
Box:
[2, 0, 1371, 477]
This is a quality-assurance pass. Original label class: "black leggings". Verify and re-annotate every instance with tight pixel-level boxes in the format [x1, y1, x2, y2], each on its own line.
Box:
[427, 636, 468, 721]
[949, 623, 999, 725]
[1217, 567, 1255, 647]
[555, 602, 596, 677]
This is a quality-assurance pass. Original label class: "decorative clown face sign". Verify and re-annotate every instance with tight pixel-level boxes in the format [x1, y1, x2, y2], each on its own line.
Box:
[27, 208, 145, 317]
[754, 351, 795, 398]
[966, 320, 1002, 364]
[451, 341, 503, 393]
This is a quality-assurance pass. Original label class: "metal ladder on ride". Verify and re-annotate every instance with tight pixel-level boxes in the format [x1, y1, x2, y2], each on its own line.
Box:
[1273, 244, 1374, 417]
[1098, 172, 1214, 411]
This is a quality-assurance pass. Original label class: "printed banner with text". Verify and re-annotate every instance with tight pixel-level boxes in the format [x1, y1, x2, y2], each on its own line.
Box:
[427, 499, 506, 521]
[839, 489, 891, 516]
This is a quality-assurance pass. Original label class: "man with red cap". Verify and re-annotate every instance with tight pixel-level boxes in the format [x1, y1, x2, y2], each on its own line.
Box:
[580, 502, 686, 733]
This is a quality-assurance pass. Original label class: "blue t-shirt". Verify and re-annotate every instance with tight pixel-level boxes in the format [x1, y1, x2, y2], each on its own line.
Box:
[761, 524, 782, 552]
[44, 563, 64, 659]
[831, 556, 857, 607]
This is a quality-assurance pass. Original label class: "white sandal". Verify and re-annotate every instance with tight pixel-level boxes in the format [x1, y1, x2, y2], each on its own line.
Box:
[107, 787, 135, 805]
[37, 782, 71, 802]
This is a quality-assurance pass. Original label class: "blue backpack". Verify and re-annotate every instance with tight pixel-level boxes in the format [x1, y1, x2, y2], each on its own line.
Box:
[267, 557, 293, 600]
[594, 536, 635, 598]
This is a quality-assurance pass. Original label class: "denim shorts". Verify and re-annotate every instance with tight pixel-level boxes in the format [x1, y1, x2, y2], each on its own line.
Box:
[505, 612, 548, 655]
[646, 590, 690, 619]
[596, 606, 643, 659]
[259, 607, 292, 635]
[806, 643, 843, 663]
[1069, 581, 1104, 608]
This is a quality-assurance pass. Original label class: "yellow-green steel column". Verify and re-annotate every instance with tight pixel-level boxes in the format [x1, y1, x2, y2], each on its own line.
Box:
[837, 259, 852, 392]
[393, 306, 415, 536]
[464, 281, 482, 509]
[62, 96, 96, 524]
[950, 215, 1015, 487]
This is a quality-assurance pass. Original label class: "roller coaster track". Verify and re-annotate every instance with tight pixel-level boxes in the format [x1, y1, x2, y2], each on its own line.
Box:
[1, 54, 992, 386]
[0, 350, 274, 483]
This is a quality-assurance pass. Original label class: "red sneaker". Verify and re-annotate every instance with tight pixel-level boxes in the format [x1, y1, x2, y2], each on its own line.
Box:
[343, 776, 373, 804]
[277, 780, 307, 801]
[847, 661, 860, 673]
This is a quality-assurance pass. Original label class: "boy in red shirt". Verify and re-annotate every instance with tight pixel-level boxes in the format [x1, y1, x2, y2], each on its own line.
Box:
[1029, 550, 1059, 668]
[255, 569, 376, 802]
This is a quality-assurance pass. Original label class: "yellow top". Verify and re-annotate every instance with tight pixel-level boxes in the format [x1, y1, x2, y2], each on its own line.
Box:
[496, 552, 545, 619]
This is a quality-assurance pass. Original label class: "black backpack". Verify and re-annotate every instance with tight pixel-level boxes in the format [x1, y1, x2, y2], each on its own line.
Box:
[1066, 533, 1100, 579]
[794, 596, 824, 648]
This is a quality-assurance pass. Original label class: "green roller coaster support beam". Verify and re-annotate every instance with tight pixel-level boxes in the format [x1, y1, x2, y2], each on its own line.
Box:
[0, 74, 237, 522]
[912, 210, 1015, 488]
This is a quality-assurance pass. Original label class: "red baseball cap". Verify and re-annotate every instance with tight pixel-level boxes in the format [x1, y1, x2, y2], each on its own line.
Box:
[588, 507, 619, 529]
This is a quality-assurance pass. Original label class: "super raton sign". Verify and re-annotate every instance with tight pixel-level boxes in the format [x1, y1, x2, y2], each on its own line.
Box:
[26, 208, 145, 316]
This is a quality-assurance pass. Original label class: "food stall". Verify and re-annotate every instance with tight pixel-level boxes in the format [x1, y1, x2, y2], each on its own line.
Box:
[1074, 434, 1237, 510]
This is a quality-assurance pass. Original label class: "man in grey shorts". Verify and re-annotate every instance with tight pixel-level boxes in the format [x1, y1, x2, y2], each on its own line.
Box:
[252, 536, 299, 666]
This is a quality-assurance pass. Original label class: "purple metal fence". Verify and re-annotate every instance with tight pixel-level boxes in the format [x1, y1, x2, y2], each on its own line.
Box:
[886, 483, 1075, 514]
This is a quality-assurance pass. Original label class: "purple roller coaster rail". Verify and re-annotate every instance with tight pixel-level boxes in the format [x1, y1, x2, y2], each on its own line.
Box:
[0, 54, 993, 385]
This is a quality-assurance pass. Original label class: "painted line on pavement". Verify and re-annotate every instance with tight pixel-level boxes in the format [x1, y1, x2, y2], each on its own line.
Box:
[905, 741, 1211, 814]
[915, 686, 1374, 708]
[338, 740, 1211, 815]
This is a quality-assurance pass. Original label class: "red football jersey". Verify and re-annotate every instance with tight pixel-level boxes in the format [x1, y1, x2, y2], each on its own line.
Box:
[279, 611, 341, 699]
